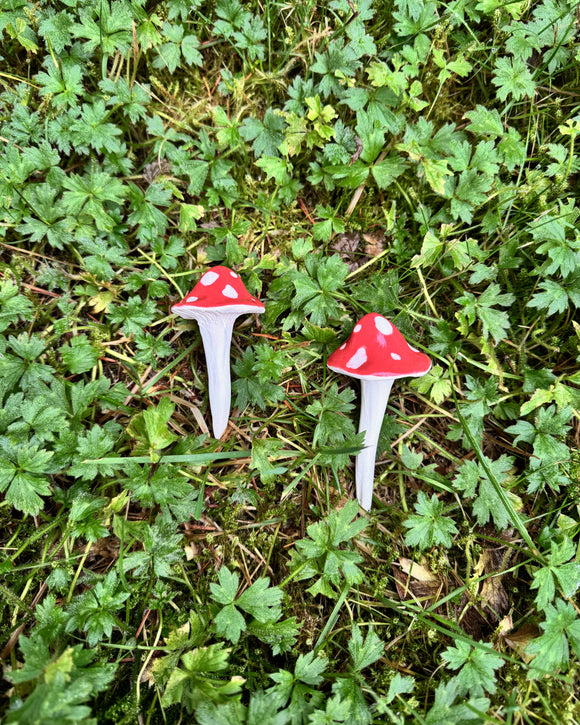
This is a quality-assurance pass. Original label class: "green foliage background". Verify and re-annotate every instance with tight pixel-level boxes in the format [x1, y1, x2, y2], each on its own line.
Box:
[1, 0, 580, 722]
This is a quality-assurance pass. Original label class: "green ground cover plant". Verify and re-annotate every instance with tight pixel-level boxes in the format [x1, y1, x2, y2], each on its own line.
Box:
[0, 0, 580, 721]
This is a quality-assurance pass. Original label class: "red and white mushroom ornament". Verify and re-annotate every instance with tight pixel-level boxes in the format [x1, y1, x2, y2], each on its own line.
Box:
[327, 313, 431, 511]
[171, 266, 264, 438]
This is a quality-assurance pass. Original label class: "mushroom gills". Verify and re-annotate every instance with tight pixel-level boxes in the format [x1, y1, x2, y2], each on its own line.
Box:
[356, 378, 394, 511]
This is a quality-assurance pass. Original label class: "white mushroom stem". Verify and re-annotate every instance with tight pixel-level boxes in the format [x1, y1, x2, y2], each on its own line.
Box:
[195, 312, 239, 439]
[356, 378, 394, 511]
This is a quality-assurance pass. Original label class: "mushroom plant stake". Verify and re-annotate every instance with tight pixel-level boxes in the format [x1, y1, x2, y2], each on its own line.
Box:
[327, 313, 431, 511]
[171, 266, 265, 438]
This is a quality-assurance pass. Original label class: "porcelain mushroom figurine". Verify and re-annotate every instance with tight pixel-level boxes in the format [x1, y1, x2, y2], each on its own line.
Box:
[171, 266, 265, 438]
[327, 312, 431, 511]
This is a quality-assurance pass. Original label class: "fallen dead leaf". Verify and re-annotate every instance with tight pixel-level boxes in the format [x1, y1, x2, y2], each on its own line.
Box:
[392, 557, 443, 605]
[362, 230, 385, 257]
[473, 537, 514, 622]
[503, 623, 540, 662]
[496, 613, 513, 637]
[455, 531, 516, 637]
[331, 232, 361, 272]
[142, 158, 171, 183]
[87, 537, 120, 571]
[398, 557, 439, 582]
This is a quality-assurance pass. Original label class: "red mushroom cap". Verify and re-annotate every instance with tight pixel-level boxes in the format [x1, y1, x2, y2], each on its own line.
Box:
[327, 313, 431, 380]
[171, 266, 265, 316]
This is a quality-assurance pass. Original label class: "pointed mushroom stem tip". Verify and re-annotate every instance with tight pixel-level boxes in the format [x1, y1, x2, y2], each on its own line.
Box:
[196, 313, 238, 439]
[356, 378, 393, 511]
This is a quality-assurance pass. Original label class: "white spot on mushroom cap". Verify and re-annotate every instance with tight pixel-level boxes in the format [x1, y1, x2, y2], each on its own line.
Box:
[346, 347, 367, 370]
[391, 352, 401, 361]
[230, 270, 238, 278]
[186, 296, 198, 302]
[222, 284, 238, 299]
[201, 271, 219, 286]
[409, 345, 419, 352]
[354, 324, 362, 333]
[375, 317, 393, 335]
[339, 343, 346, 350]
